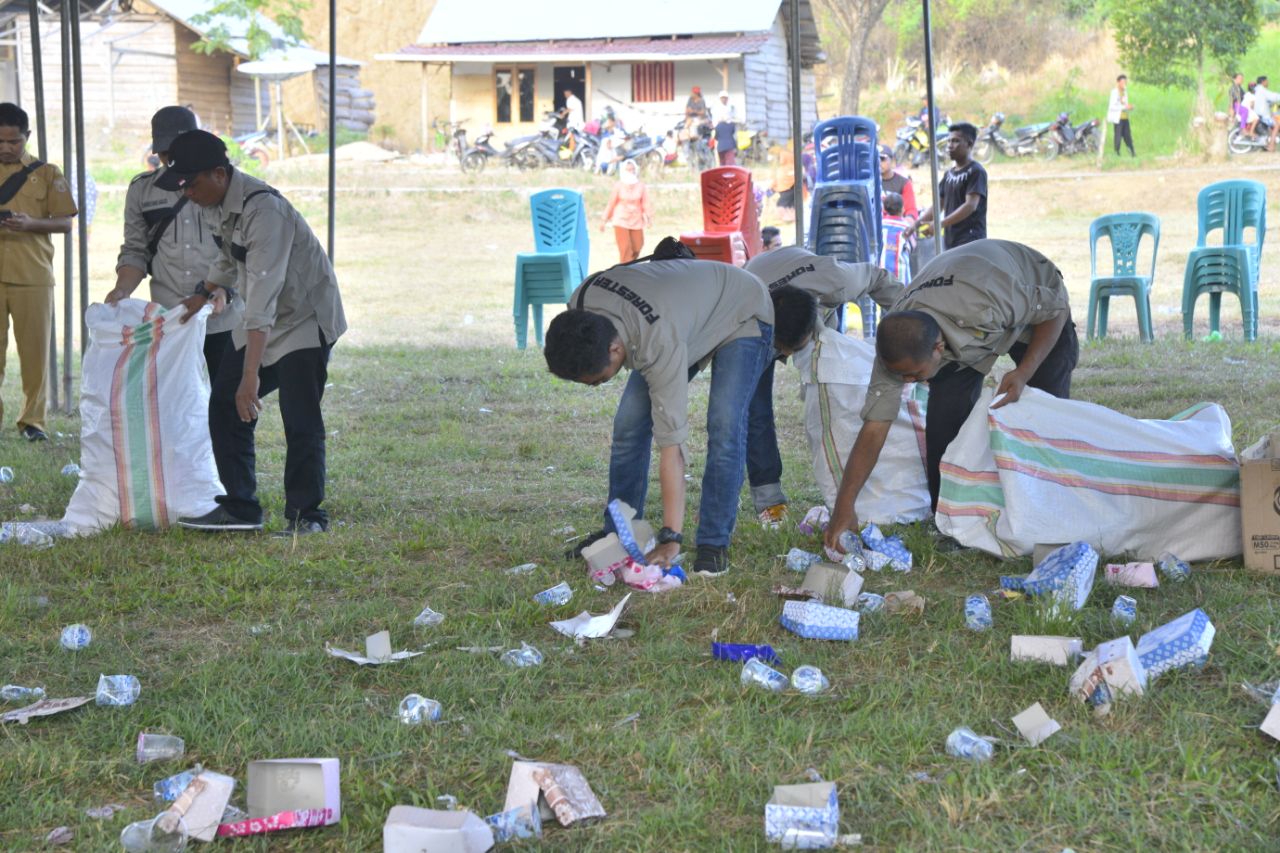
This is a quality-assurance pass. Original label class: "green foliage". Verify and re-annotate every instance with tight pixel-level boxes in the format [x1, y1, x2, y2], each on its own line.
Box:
[190, 0, 310, 60]
[1111, 0, 1260, 89]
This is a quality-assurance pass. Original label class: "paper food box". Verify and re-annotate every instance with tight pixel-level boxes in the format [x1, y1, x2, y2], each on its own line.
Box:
[764, 781, 838, 844]
[503, 761, 606, 827]
[1238, 432, 1280, 572]
[1262, 704, 1280, 742]
[383, 806, 494, 853]
[1068, 637, 1147, 702]
[245, 758, 341, 828]
[170, 770, 235, 841]
[799, 562, 865, 607]
[580, 534, 629, 577]
[1136, 608, 1215, 682]
[1000, 542, 1098, 611]
[1010, 635, 1084, 666]
[779, 600, 859, 641]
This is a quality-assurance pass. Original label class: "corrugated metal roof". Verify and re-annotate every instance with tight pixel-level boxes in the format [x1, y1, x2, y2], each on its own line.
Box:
[383, 33, 771, 63]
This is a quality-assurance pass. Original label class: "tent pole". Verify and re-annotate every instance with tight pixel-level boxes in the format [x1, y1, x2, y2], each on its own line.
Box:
[922, 0, 942, 258]
[326, 0, 335, 260]
[59, 0, 72, 411]
[29, 3, 56, 412]
[789, 0, 804, 247]
[70, 0, 88, 362]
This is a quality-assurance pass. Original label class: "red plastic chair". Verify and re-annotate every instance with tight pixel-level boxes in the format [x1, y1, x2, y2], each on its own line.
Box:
[679, 166, 762, 266]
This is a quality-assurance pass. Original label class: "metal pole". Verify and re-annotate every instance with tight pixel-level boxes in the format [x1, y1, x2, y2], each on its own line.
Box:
[326, 0, 335, 260]
[70, 0, 88, 362]
[274, 80, 284, 161]
[30, 3, 56, 412]
[59, 0, 72, 410]
[789, 0, 804, 247]
[922, 0, 942, 258]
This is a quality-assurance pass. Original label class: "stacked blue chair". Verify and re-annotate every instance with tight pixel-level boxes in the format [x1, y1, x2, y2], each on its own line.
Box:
[513, 188, 589, 349]
[1087, 213, 1160, 343]
[1182, 179, 1265, 341]
[808, 115, 882, 336]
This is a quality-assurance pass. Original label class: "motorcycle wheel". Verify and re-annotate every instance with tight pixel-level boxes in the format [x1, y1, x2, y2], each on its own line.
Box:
[972, 139, 994, 164]
[893, 141, 909, 166]
[514, 148, 542, 171]
[461, 151, 486, 173]
[641, 149, 664, 174]
[1038, 138, 1059, 162]
[573, 147, 596, 172]
[1227, 128, 1255, 156]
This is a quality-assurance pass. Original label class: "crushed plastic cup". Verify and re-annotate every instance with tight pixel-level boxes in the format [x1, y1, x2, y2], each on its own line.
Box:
[60, 623, 91, 650]
[785, 548, 821, 572]
[534, 581, 573, 606]
[119, 812, 188, 852]
[436, 794, 458, 811]
[137, 732, 186, 764]
[486, 803, 543, 841]
[153, 768, 200, 803]
[945, 726, 994, 762]
[500, 642, 544, 668]
[2, 522, 54, 549]
[505, 562, 538, 575]
[780, 827, 838, 850]
[964, 594, 992, 631]
[1112, 594, 1137, 625]
[412, 605, 445, 627]
[740, 657, 788, 692]
[220, 803, 248, 823]
[791, 665, 831, 694]
[61, 463, 81, 477]
[1156, 552, 1191, 583]
[855, 592, 885, 612]
[397, 693, 442, 724]
[0, 466, 12, 483]
[0, 684, 45, 702]
[96, 674, 141, 706]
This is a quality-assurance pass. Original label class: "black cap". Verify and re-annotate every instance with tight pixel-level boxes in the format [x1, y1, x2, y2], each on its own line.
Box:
[878, 144, 893, 160]
[154, 130, 229, 190]
[151, 106, 198, 154]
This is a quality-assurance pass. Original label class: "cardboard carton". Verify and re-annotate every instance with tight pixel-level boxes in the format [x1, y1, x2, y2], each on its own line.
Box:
[1136, 608, 1215, 682]
[1011, 702, 1061, 747]
[246, 758, 341, 826]
[1261, 704, 1280, 742]
[1239, 432, 1280, 572]
[1068, 637, 1147, 703]
[502, 761, 605, 827]
[1000, 542, 1098, 612]
[168, 770, 236, 841]
[779, 601, 860, 641]
[1010, 635, 1084, 666]
[799, 561, 864, 607]
[382, 806, 494, 853]
[764, 782, 838, 844]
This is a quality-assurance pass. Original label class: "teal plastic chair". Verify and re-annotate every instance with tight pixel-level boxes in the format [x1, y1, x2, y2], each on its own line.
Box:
[513, 189, 589, 349]
[1182, 179, 1265, 341]
[1087, 213, 1160, 342]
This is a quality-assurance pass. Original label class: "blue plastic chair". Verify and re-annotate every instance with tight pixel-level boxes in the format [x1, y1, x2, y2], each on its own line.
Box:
[513, 189, 589, 349]
[811, 115, 882, 260]
[1087, 213, 1160, 342]
[1182, 179, 1265, 341]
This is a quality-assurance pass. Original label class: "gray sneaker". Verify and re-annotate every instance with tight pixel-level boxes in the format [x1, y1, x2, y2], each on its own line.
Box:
[272, 520, 327, 539]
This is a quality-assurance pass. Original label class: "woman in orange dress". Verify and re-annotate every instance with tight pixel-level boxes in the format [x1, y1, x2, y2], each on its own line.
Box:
[600, 159, 653, 263]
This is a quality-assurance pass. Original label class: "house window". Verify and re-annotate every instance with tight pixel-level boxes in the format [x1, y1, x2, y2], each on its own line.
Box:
[632, 62, 674, 103]
[496, 67, 535, 123]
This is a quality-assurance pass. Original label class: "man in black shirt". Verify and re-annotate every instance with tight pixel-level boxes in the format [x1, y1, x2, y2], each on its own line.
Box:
[907, 122, 987, 250]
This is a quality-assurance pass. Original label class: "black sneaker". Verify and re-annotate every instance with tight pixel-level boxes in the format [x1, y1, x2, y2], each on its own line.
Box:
[21, 425, 47, 442]
[272, 519, 326, 539]
[565, 528, 609, 560]
[693, 544, 730, 578]
[176, 506, 263, 532]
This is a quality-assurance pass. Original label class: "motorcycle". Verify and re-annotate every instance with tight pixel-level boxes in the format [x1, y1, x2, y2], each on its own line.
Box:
[673, 118, 715, 172]
[614, 128, 665, 174]
[737, 127, 769, 165]
[1050, 111, 1102, 156]
[972, 113, 1058, 163]
[893, 115, 950, 170]
[520, 112, 599, 171]
[460, 127, 541, 173]
[1227, 114, 1274, 154]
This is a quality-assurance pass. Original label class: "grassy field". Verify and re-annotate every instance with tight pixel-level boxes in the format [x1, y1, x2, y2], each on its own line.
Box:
[3, 155, 1280, 850]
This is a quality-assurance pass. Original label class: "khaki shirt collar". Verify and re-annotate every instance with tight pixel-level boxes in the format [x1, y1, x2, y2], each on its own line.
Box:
[219, 168, 249, 217]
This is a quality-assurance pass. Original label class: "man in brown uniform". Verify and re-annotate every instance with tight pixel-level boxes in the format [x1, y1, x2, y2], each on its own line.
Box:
[824, 239, 1078, 553]
[0, 102, 77, 441]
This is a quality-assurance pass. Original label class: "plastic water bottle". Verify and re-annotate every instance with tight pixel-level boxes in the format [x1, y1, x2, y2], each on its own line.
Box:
[2, 523, 54, 549]
[397, 694, 442, 724]
[1111, 595, 1137, 625]
[60, 623, 92, 650]
[1156, 552, 1191, 583]
[740, 658, 788, 692]
[0, 684, 45, 702]
[61, 463, 81, 477]
[96, 674, 141, 706]
[153, 768, 200, 802]
[500, 642, 544, 668]
[945, 727, 994, 762]
[791, 665, 830, 694]
[964, 594, 993, 631]
[780, 827, 838, 849]
[0, 466, 12, 483]
[533, 581, 573, 606]
[785, 548, 821, 572]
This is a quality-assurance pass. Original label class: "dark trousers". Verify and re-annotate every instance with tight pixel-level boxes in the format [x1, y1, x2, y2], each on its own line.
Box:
[1113, 119, 1135, 156]
[203, 330, 231, 386]
[209, 339, 332, 526]
[924, 321, 1079, 509]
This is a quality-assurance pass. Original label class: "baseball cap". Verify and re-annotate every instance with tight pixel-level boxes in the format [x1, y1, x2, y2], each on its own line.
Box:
[692, 86, 701, 94]
[878, 144, 893, 159]
[153, 130, 230, 190]
[151, 106, 198, 155]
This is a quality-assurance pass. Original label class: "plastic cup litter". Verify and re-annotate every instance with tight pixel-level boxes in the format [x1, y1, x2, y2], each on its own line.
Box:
[945, 726, 994, 762]
[2, 522, 55, 549]
[533, 581, 574, 606]
[397, 694, 443, 724]
[790, 665, 831, 694]
[60, 623, 92, 650]
[412, 606, 445, 627]
[964, 594, 993, 631]
[96, 674, 141, 706]
[61, 463, 81, 477]
[0, 466, 12, 483]
[740, 658, 789, 692]
[500, 642, 544, 668]
[0, 684, 45, 702]
[1156, 552, 1191, 583]
[1111, 594, 1137, 625]
[137, 732, 186, 764]
[855, 592, 885, 612]
[785, 548, 822, 572]
[119, 812, 188, 853]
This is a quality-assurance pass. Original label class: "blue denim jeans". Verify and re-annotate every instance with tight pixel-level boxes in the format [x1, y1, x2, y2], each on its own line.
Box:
[604, 321, 774, 547]
[745, 357, 787, 513]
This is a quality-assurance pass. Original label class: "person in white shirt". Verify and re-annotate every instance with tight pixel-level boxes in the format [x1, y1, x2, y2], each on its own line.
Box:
[562, 89, 585, 131]
[1253, 76, 1280, 150]
[1106, 74, 1135, 157]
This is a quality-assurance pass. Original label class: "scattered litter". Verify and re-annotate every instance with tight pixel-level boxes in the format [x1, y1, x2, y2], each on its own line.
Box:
[1241, 680, 1280, 707]
[765, 781, 838, 847]
[478, 407, 493, 414]
[773, 584, 820, 601]
[1262, 705, 1280, 742]
[326, 631, 424, 666]
[457, 645, 504, 654]
[44, 826, 73, 845]
[500, 642, 544, 668]
[248, 624, 271, 636]
[137, 732, 185, 763]
[218, 758, 341, 838]
[1, 695, 90, 724]
[154, 768, 201, 803]
[96, 674, 141, 706]
[860, 523, 912, 572]
[554, 525, 576, 536]
[534, 582, 573, 606]
[85, 803, 127, 819]
[436, 795, 458, 811]
[1104, 562, 1159, 588]
[785, 548, 823, 572]
[1000, 542, 1097, 613]
[909, 771, 937, 784]
[550, 593, 631, 640]
[854, 592, 885, 613]
[612, 712, 641, 728]
[485, 803, 542, 842]
[398, 694, 443, 724]
[884, 590, 926, 616]
[1069, 637, 1147, 704]
[384, 805, 494, 852]
[505, 562, 539, 575]
[726, 592, 737, 603]
[797, 506, 829, 535]
[791, 665, 830, 694]
[1010, 636, 1083, 666]
[119, 812, 188, 852]
[220, 803, 247, 823]
[797, 561, 864, 606]
[61, 463, 81, 477]
[741, 658, 789, 692]
[0, 466, 12, 482]
[945, 727, 994, 762]
[0, 684, 45, 702]
[1224, 356, 1247, 365]
[17, 503, 35, 514]
[503, 760, 606, 827]
[712, 642, 781, 664]
[60, 623, 91, 650]
[780, 600, 860, 640]
[579, 500, 685, 592]
[964, 594, 992, 631]
[169, 770, 236, 841]
[1011, 702, 1061, 746]
[1112, 595, 1137, 626]
[1136, 608, 1214, 681]
[1155, 552, 1191, 583]
[412, 606, 445, 628]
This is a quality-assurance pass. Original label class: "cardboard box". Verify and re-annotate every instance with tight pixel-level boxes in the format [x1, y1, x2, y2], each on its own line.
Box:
[1261, 704, 1280, 742]
[383, 806, 494, 853]
[764, 782, 839, 843]
[1012, 702, 1061, 747]
[169, 770, 235, 841]
[779, 601, 860, 641]
[1000, 542, 1098, 612]
[1136, 608, 1215, 682]
[247, 758, 341, 826]
[1010, 635, 1084, 666]
[799, 562, 864, 607]
[503, 761, 606, 827]
[1068, 637, 1147, 703]
[1239, 433, 1280, 572]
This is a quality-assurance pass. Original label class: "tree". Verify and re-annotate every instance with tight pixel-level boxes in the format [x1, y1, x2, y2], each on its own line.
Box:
[815, 0, 896, 113]
[1111, 0, 1258, 101]
[190, 0, 309, 60]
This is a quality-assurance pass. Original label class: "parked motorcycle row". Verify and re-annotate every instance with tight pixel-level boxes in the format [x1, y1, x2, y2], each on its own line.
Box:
[892, 110, 1103, 168]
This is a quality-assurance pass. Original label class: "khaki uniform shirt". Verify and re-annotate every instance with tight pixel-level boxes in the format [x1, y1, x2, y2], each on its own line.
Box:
[0, 155, 78, 286]
[862, 239, 1069, 422]
[568, 259, 773, 448]
[745, 246, 904, 319]
[205, 169, 347, 366]
[117, 168, 242, 334]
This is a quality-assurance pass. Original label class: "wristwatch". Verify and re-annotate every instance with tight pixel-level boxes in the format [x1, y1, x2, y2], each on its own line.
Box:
[656, 526, 683, 545]
[193, 281, 238, 303]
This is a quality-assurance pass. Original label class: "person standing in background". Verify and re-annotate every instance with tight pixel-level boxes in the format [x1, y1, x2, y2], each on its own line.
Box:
[601, 159, 653, 263]
[1108, 74, 1135, 157]
[715, 90, 738, 166]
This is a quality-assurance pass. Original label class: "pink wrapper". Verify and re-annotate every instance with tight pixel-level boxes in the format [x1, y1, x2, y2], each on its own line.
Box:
[216, 808, 335, 838]
[1103, 562, 1159, 588]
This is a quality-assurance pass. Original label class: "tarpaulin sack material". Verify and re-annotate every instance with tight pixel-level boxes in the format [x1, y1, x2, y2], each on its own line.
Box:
[936, 387, 1241, 561]
[62, 300, 222, 533]
[793, 327, 931, 525]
